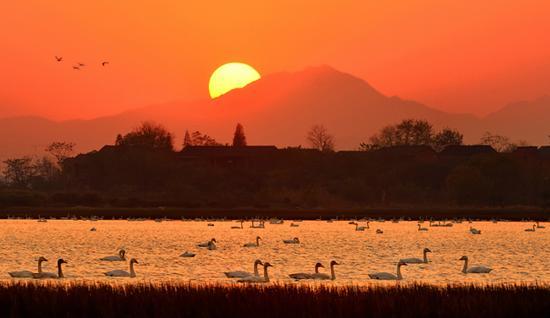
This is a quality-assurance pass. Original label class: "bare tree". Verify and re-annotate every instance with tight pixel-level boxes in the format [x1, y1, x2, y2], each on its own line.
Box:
[307, 125, 335, 152]
[45, 141, 76, 164]
[480, 132, 516, 152]
[2, 157, 35, 188]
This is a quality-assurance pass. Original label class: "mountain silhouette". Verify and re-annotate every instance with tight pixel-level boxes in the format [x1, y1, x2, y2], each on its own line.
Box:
[0, 66, 548, 159]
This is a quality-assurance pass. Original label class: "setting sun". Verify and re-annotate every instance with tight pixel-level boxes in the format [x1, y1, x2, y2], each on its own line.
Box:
[208, 62, 261, 99]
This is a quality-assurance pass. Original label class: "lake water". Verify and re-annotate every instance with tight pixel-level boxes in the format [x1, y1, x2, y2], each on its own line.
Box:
[0, 219, 548, 285]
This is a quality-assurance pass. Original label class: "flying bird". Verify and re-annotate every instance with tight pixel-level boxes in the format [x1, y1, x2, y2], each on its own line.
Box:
[102, 61, 109, 66]
[55, 56, 63, 62]
[78, 63, 86, 67]
[73, 65, 81, 70]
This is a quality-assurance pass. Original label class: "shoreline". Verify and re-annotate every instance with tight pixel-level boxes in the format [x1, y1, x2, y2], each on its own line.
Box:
[0, 206, 548, 220]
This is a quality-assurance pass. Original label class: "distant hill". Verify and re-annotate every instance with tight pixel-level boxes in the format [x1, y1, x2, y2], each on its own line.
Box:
[0, 66, 548, 159]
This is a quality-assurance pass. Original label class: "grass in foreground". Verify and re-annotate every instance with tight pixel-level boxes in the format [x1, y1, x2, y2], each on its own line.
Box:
[0, 282, 548, 318]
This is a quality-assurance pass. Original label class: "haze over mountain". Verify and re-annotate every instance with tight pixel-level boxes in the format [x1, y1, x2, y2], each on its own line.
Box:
[1, 66, 548, 159]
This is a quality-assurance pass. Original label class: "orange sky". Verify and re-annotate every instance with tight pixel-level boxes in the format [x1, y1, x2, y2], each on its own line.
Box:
[1, 0, 549, 119]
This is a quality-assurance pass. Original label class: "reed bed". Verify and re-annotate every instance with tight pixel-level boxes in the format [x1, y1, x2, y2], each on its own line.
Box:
[0, 282, 548, 318]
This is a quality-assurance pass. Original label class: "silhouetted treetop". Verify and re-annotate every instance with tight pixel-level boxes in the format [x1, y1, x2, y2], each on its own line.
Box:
[45, 141, 75, 164]
[232, 123, 247, 147]
[433, 128, 463, 151]
[117, 122, 174, 151]
[307, 125, 335, 152]
[183, 130, 193, 148]
[361, 119, 463, 151]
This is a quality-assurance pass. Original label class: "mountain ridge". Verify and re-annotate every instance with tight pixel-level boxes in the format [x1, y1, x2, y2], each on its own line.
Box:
[0, 66, 548, 159]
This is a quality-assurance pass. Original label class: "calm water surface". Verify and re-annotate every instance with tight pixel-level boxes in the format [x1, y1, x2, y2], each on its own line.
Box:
[0, 219, 548, 285]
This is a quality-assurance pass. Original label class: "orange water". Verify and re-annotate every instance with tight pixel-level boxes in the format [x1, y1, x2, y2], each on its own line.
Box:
[0, 219, 547, 285]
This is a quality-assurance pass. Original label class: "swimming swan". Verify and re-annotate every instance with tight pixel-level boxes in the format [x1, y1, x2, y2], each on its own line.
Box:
[198, 238, 217, 249]
[231, 220, 244, 229]
[376, 229, 384, 234]
[100, 249, 126, 261]
[225, 259, 263, 278]
[237, 262, 272, 283]
[311, 260, 340, 280]
[9, 256, 47, 278]
[525, 224, 536, 232]
[536, 222, 545, 229]
[243, 236, 261, 248]
[104, 258, 139, 277]
[369, 261, 407, 280]
[459, 256, 492, 273]
[32, 259, 67, 279]
[351, 222, 367, 231]
[400, 248, 431, 264]
[417, 224, 428, 231]
[180, 251, 196, 257]
[470, 227, 481, 234]
[289, 262, 324, 280]
[283, 237, 300, 244]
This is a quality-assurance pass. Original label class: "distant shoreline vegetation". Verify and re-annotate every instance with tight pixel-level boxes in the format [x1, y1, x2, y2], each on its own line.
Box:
[1, 282, 548, 318]
[1, 120, 550, 212]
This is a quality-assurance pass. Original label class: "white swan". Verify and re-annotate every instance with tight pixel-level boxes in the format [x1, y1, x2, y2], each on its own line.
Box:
[243, 236, 261, 248]
[207, 240, 217, 250]
[237, 262, 273, 283]
[100, 249, 126, 261]
[250, 220, 265, 228]
[469, 227, 481, 234]
[369, 261, 407, 280]
[525, 224, 536, 232]
[417, 224, 428, 231]
[231, 220, 244, 229]
[400, 248, 431, 264]
[32, 259, 67, 279]
[225, 259, 263, 278]
[311, 260, 339, 280]
[459, 256, 492, 273]
[289, 262, 324, 280]
[104, 258, 139, 277]
[180, 251, 196, 257]
[283, 237, 300, 244]
[9, 256, 47, 278]
[351, 222, 367, 231]
[198, 238, 217, 248]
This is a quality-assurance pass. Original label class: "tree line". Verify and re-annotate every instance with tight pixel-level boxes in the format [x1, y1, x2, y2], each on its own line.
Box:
[1, 119, 548, 209]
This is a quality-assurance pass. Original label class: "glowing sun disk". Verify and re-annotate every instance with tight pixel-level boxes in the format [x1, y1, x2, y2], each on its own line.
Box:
[209, 62, 261, 99]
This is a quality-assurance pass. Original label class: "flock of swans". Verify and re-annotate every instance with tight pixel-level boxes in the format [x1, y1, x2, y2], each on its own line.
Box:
[5, 217, 540, 283]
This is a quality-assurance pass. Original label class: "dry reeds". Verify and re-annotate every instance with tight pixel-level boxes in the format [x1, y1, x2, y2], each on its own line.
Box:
[0, 282, 548, 318]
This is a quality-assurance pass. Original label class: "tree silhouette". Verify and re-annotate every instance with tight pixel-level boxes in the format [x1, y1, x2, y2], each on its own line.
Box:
[370, 119, 433, 147]
[307, 125, 335, 152]
[117, 121, 174, 151]
[2, 157, 35, 188]
[45, 141, 76, 165]
[433, 128, 463, 151]
[183, 130, 193, 148]
[191, 131, 220, 146]
[480, 132, 516, 152]
[232, 123, 247, 147]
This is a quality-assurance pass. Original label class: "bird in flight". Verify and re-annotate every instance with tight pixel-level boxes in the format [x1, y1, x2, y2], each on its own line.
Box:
[73, 65, 81, 70]
[55, 56, 63, 62]
[78, 63, 86, 67]
[102, 61, 110, 66]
